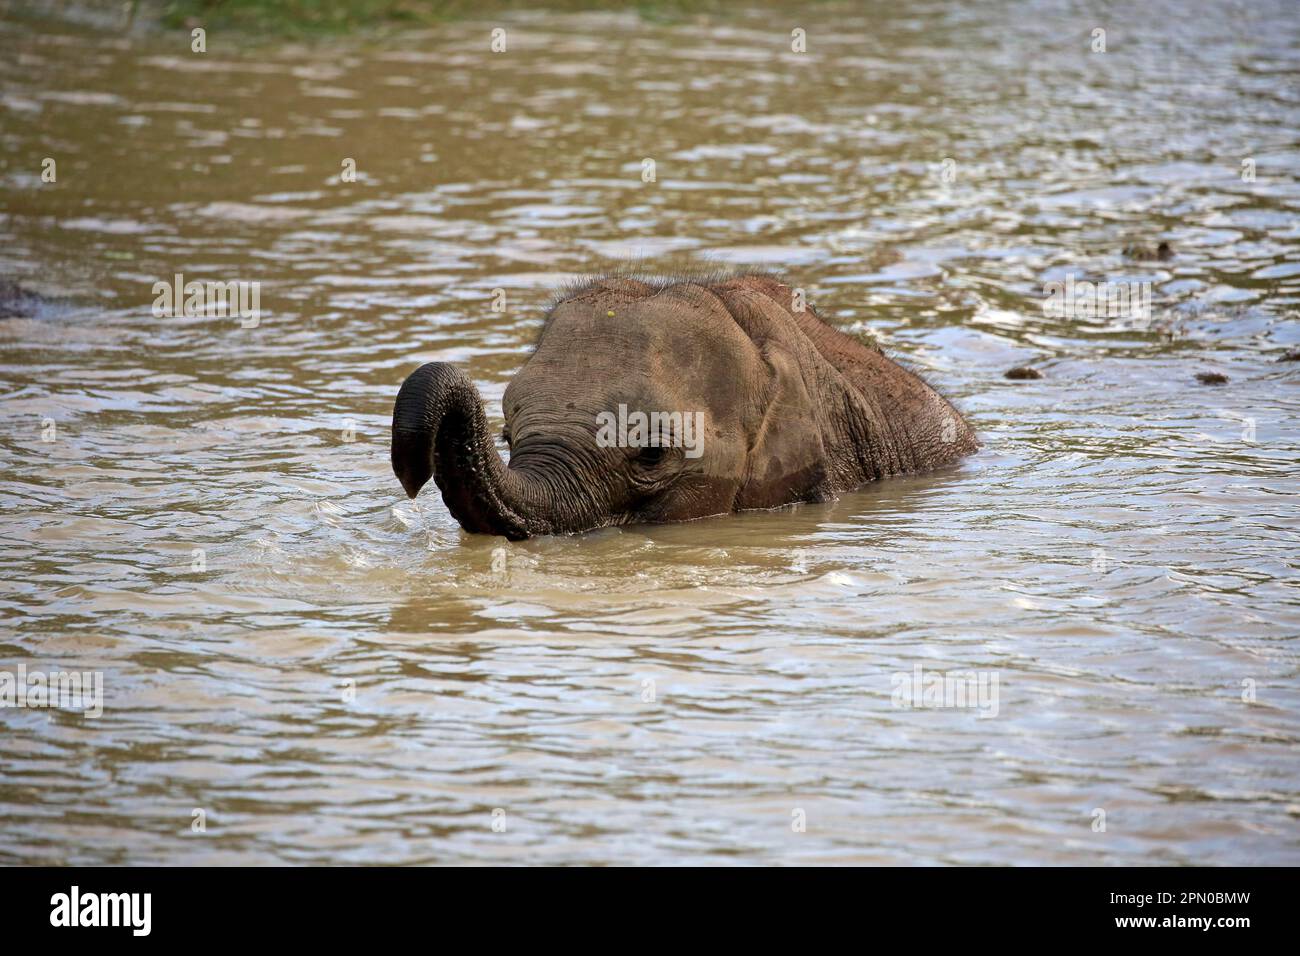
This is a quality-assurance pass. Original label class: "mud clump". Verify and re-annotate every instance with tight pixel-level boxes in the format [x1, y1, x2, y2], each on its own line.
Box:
[1123, 241, 1174, 261]
[1004, 366, 1044, 380]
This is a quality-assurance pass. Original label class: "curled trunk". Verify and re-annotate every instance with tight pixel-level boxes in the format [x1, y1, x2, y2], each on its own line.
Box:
[391, 363, 551, 541]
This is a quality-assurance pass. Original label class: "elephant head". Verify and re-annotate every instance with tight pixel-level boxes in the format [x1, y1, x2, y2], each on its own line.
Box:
[392, 275, 977, 540]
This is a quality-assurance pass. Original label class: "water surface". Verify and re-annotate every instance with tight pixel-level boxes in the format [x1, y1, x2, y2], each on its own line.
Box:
[1, 0, 1298, 864]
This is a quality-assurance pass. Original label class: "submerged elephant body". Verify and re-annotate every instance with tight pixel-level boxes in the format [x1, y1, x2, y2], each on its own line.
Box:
[392, 275, 978, 540]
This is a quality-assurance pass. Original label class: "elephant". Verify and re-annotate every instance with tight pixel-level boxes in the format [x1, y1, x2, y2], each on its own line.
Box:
[391, 274, 978, 540]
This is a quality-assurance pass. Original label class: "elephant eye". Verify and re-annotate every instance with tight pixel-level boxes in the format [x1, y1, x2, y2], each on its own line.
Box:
[638, 445, 666, 465]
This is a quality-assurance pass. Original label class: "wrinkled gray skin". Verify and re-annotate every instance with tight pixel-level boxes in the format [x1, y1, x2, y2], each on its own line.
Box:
[392, 275, 978, 540]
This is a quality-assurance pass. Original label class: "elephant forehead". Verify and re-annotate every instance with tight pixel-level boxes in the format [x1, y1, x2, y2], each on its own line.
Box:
[545, 282, 757, 356]
[513, 280, 773, 420]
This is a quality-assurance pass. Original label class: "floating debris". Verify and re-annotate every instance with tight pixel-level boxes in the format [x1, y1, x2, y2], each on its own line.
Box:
[1004, 366, 1044, 380]
[1122, 241, 1174, 261]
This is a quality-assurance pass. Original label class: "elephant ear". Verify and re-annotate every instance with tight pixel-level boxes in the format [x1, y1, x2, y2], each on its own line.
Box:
[704, 282, 840, 509]
[715, 277, 916, 486]
[733, 340, 834, 510]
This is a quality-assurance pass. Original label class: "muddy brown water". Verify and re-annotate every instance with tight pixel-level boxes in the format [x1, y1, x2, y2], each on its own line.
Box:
[1, 0, 1298, 864]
